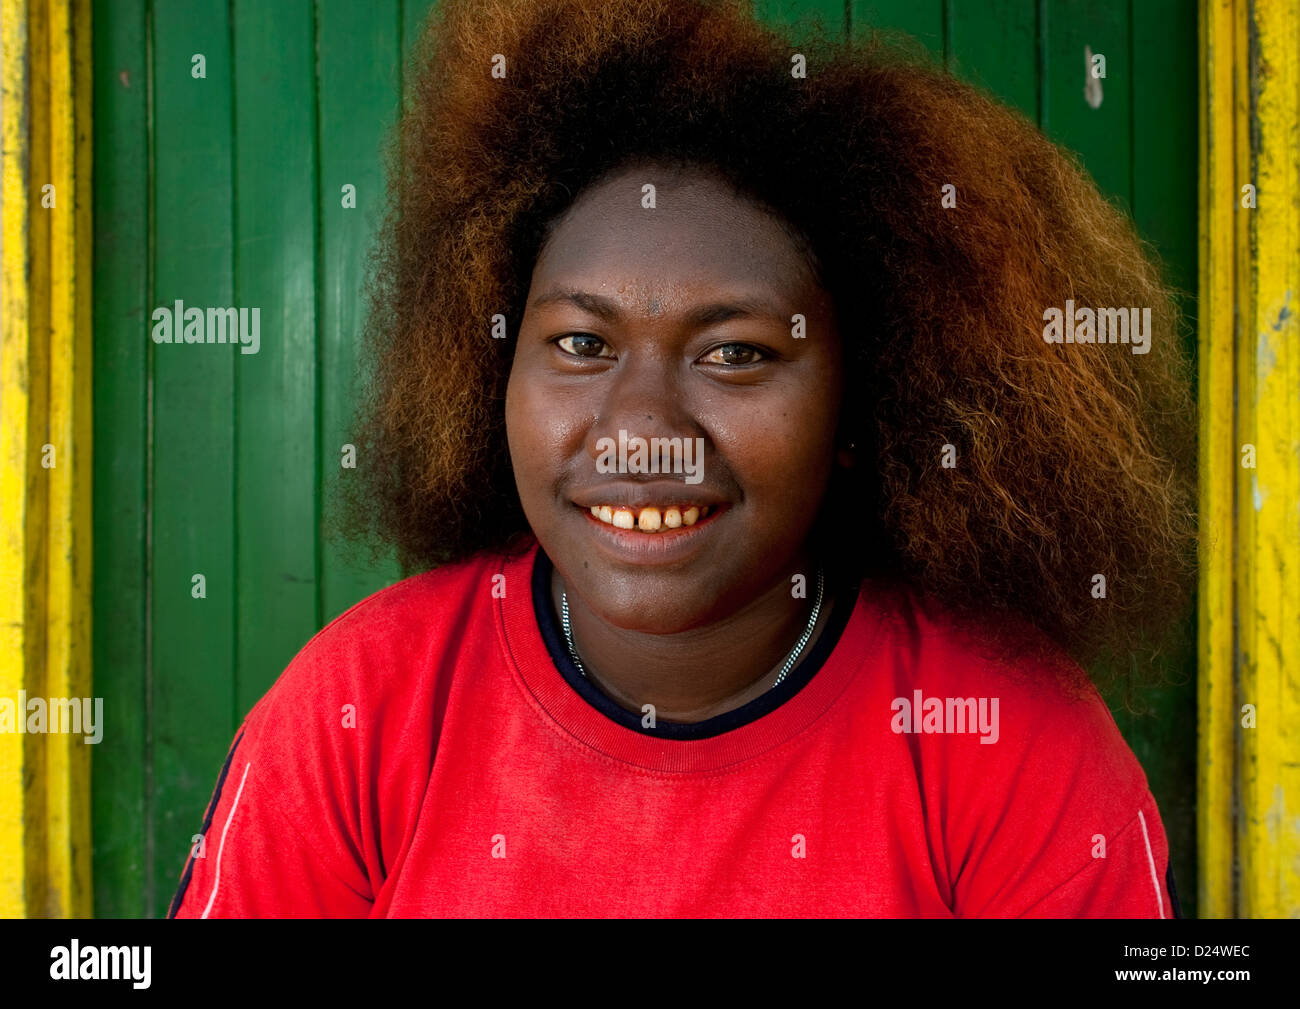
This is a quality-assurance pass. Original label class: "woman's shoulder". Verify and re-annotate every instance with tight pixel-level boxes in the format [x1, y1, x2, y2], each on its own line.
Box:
[321, 549, 511, 637]
[244, 544, 532, 726]
[862, 578, 1165, 915]
[872, 576, 1100, 704]
[865, 576, 1147, 793]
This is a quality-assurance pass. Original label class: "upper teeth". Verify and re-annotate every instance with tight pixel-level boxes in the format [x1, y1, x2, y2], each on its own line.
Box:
[589, 505, 710, 531]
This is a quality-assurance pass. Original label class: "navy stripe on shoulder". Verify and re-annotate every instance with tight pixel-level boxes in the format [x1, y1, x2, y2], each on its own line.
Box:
[166, 728, 246, 919]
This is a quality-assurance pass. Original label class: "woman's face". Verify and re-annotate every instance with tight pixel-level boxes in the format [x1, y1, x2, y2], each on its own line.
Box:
[506, 164, 844, 632]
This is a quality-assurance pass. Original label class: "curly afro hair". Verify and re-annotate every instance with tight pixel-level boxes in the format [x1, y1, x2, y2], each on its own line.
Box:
[343, 0, 1197, 683]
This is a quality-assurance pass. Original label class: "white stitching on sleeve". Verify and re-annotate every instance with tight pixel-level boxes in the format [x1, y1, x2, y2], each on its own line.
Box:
[201, 761, 252, 919]
[1137, 808, 1166, 919]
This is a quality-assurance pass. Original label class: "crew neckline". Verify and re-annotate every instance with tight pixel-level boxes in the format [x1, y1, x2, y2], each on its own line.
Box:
[531, 546, 858, 740]
[494, 539, 881, 773]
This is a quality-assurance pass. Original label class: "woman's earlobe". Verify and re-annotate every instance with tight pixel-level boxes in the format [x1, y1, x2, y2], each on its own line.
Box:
[836, 442, 856, 468]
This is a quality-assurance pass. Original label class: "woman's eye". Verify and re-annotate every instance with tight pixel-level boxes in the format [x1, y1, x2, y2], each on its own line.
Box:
[555, 333, 613, 358]
[700, 343, 765, 366]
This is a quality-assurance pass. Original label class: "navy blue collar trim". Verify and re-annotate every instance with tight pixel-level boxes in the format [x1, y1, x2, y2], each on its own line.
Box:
[531, 547, 857, 740]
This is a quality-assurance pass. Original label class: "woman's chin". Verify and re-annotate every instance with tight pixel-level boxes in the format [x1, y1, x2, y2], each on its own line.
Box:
[577, 585, 726, 636]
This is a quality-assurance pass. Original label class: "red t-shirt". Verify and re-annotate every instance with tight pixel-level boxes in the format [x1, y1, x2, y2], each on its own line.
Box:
[169, 538, 1175, 918]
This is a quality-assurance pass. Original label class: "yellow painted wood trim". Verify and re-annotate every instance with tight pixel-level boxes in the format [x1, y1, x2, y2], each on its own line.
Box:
[0, 0, 94, 917]
[1196, 0, 1237, 920]
[44, 0, 94, 918]
[0, 0, 33, 918]
[1238, 0, 1300, 919]
[1229, 0, 1255, 922]
[1201, 0, 1300, 919]
[73, 0, 94, 919]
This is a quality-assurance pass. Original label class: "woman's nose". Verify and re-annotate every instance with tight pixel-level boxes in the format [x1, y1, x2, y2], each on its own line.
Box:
[584, 355, 698, 468]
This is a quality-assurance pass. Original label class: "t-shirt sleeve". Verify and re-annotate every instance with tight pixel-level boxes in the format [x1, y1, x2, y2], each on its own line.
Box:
[166, 710, 375, 919]
[166, 570, 466, 919]
[1011, 790, 1173, 918]
[165, 603, 389, 920]
[937, 673, 1176, 920]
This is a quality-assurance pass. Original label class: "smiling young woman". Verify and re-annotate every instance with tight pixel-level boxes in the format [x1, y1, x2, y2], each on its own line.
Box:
[507, 160, 847, 722]
[168, 0, 1196, 918]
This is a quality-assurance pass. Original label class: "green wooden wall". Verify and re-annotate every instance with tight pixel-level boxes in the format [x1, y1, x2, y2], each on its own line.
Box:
[91, 0, 1199, 917]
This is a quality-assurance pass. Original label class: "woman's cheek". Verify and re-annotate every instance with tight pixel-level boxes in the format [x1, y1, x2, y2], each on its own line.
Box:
[504, 370, 545, 483]
[715, 404, 828, 487]
[507, 371, 587, 491]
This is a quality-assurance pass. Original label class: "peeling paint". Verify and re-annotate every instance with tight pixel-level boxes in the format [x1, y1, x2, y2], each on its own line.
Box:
[1257, 326, 1279, 374]
[1270, 291, 1292, 330]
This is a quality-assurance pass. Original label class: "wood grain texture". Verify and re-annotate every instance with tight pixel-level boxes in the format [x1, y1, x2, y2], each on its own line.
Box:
[1236, 0, 1300, 920]
[90, 0, 148, 920]
[1197, 0, 1235, 922]
[150, 0, 237, 920]
[2, 0, 94, 917]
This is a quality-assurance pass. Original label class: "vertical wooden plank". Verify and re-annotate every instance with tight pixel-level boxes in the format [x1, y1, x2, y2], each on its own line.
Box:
[1040, 0, 1132, 210]
[19, 0, 51, 918]
[232, 0, 318, 713]
[0, 0, 33, 918]
[317, 1, 402, 623]
[45, 0, 77, 916]
[2, 0, 93, 917]
[151, 0, 236, 918]
[948, 0, 1037, 118]
[1238, 0, 1300, 920]
[1229, 0, 1253, 922]
[1133, 0, 1198, 326]
[1122, 0, 1202, 919]
[851, 0, 944, 58]
[44, 0, 94, 918]
[90, 0, 148, 919]
[1197, 0, 1236, 921]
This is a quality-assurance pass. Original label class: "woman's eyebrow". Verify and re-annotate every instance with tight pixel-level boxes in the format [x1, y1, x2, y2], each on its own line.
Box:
[529, 287, 788, 326]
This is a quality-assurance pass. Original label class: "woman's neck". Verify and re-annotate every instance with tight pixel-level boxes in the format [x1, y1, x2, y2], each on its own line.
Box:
[550, 553, 835, 723]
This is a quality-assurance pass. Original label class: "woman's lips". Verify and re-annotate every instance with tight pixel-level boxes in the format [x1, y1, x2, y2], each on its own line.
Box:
[572, 501, 728, 562]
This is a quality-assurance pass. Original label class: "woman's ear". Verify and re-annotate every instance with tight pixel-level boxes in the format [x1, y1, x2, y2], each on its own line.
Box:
[835, 440, 856, 469]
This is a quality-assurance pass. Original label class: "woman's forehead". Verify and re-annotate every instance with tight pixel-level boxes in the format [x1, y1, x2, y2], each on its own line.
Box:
[531, 168, 820, 307]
